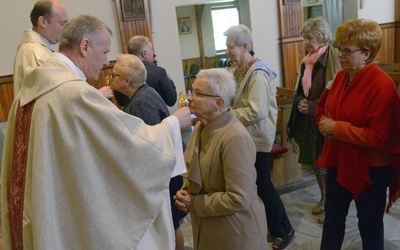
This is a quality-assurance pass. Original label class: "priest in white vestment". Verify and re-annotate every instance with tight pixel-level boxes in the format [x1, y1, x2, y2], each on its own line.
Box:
[13, 0, 68, 98]
[13, 0, 113, 100]
[1, 15, 191, 249]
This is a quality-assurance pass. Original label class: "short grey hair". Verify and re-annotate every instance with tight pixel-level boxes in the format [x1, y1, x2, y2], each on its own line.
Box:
[127, 35, 150, 56]
[116, 54, 147, 87]
[223, 24, 253, 52]
[196, 68, 236, 111]
[58, 15, 112, 51]
[300, 17, 332, 45]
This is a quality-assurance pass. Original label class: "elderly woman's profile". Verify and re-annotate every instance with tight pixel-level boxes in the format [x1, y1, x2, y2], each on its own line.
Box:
[174, 68, 267, 250]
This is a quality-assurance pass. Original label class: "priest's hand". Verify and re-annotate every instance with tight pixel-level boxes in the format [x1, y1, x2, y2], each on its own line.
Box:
[174, 189, 194, 213]
[172, 107, 192, 129]
[99, 86, 114, 99]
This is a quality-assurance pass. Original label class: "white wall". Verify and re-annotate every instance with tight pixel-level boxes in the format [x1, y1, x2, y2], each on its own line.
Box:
[0, 0, 122, 76]
[247, 0, 282, 86]
[344, 0, 395, 22]
[201, 4, 217, 57]
[358, 0, 395, 23]
[176, 6, 200, 59]
[343, 0, 359, 21]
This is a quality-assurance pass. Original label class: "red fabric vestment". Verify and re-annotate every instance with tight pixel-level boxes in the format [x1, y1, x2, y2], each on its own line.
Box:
[9, 101, 36, 250]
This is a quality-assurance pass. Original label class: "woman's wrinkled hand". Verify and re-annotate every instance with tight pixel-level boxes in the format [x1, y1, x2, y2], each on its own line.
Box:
[298, 98, 309, 115]
[173, 189, 194, 213]
[319, 117, 336, 139]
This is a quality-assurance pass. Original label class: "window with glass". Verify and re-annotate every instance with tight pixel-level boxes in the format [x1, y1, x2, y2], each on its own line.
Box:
[211, 5, 239, 55]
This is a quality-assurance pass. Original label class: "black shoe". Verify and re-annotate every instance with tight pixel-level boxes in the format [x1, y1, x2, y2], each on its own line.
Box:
[272, 230, 295, 250]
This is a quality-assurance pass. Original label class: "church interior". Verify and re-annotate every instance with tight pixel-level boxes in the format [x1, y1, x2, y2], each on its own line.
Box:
[0, 0, 399, 249]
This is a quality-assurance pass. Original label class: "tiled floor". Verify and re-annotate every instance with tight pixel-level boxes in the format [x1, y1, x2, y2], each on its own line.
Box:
[180, 168, 400, 250]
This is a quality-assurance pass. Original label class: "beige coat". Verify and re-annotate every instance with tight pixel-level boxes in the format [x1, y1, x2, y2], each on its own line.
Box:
[2, 55, 181, 249]
[183, 111, 267, 250]
[13, 29, 55, 97]
[232, 60, 278, 153]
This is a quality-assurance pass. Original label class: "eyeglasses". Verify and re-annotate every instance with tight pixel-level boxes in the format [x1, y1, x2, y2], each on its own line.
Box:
[111, 73, 121, 79]
[333, 47, 364, 56]
[189, 91, 220, 98]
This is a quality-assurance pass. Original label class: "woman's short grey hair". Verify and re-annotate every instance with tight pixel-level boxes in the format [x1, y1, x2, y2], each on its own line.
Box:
[116, 54, 147, 87]
[223, 24, 253, 52]
[300, 17, 332, 45]
[58, 15, 113, 51]
[196, 68, 236, 111]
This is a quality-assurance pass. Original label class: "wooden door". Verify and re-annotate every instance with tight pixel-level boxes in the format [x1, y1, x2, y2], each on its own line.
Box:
[277, 0, 305, 89]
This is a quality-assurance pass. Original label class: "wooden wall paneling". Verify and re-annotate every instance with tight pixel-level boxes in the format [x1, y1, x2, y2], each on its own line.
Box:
[114, 0, 153, 53]
[396, 0, 400, 22]
[181, 55, 228, 76]
[281, 39, 305, 89]
[204, 55, 227, 69]
[278, 0, 304, 88]
[374, 23, 396, 63]
[182, 58, 202, 76]
[195, 5, 206, 69]
[0, 75, 14, 122]
[280, 2, 303, 37]
[396, 22, 400, 63]
[181, 55, 227, 93]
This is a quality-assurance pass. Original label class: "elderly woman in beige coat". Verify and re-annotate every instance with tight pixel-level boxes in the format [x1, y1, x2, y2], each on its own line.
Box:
[174, 68, 267, 250]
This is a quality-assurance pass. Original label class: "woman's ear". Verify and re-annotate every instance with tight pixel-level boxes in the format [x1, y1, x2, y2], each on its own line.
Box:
[364, 50, 372, 62]
[125, 78, 133, 88]
[243, 43, 249, 53]
[216, 98, 225, 111]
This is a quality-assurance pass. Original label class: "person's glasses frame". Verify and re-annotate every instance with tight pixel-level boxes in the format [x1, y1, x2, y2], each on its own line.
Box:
[190, 91, 220, 98]
[333, 47, 365, 56]
[111, 73, 121, 79]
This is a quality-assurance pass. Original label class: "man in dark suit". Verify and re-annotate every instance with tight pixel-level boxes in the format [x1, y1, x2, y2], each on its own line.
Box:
[126, 35, 177, 107]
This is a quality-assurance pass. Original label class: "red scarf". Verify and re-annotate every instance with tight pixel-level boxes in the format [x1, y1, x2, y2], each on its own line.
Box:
[315, 64, 400, 206]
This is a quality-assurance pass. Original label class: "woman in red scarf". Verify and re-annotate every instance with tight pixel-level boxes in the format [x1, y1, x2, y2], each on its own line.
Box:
[316, 19, 400, 250]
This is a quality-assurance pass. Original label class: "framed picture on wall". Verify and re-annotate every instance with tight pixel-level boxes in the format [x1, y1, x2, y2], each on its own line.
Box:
[121, 0, 146, 21]
[283, 0, 301, 4]
[307, 0, 318, 4]
[178, 17, 192, 35]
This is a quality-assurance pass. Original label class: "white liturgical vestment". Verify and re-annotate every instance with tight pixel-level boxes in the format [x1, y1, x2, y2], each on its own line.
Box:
[13, 29, 55, 97]
[1, 53, 185, 249]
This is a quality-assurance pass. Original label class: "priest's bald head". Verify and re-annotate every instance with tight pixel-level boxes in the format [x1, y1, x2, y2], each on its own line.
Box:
[58, 15, 113, 81]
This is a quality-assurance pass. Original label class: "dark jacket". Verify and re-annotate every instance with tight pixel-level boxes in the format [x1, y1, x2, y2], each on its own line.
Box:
[143, 61, 177, 106]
